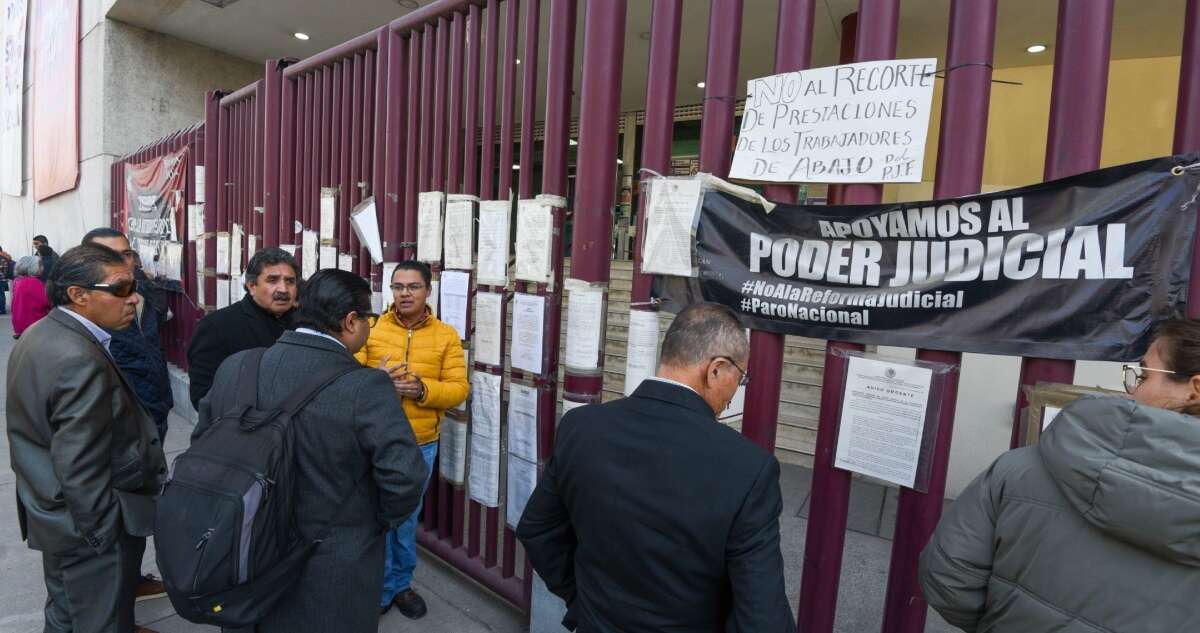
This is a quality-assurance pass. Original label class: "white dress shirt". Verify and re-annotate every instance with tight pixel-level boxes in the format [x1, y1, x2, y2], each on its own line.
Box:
[62, 308, 113, 355]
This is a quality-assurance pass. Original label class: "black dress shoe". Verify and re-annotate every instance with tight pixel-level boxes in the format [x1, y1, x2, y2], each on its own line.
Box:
[392, 588, 427, 619]
[380, 601, 392, 616]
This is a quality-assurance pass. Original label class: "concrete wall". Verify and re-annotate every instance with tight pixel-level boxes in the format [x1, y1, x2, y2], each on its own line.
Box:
[0, 11, 257, 261]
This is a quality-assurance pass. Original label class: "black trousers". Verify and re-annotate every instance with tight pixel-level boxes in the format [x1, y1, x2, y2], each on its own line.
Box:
[41, 532, 145, 633]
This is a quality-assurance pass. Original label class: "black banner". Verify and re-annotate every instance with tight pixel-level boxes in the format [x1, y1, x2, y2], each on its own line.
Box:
[654, 155, 1200, 361]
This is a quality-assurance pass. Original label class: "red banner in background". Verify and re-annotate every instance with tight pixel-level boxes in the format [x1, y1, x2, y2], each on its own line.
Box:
[32, 0, 78, 201]
[123, 147, 187, 279]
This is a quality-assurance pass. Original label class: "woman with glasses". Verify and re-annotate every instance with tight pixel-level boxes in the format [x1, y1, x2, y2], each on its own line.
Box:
[10, 255, 49, 339]
[920, 318, 1200, 632]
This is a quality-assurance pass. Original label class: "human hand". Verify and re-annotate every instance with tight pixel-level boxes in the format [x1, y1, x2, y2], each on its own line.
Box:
[393, 373, 425, 400]
[377, 355, 409, 381]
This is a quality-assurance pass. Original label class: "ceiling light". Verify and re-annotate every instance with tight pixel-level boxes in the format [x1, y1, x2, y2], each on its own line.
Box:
[569, 138, 578, 146]
[294, 32, 310, 41]
[512, 165, 520, 170]
[1026, 44, 1047, 54]
[697, 81, 706, 89]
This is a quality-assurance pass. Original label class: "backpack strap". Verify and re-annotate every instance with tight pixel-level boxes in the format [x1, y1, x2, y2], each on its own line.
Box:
[234, 351, 362, 432]
[234, 348, 268, 410]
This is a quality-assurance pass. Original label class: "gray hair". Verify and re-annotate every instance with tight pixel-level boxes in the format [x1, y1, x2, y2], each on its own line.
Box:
[659, 302, 749, 368]
[14, 255, 40, 277]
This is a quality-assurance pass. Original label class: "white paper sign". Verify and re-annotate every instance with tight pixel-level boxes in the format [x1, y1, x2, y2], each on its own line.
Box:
[443, 197, 476, 270]
[833, 355, 933, 488]
[350, 197, 384, 264]
[565, 283, 605, 370]
[429, 280, 440, 315]
[469, 431, 500, 507]
[215, 232, 230, 275]
[561, 399, 588, 414]
[1042, 406, 1063, 430]
[515, 199, 553, 283]
[247, 235, 257, 259]
[160, 243, 183, 281]
[438, 270, 471, 340]
[187, 204, 205, 241]
[319, 245, 337, 270]
[195, 238, 206, 305]
[642, 178, 702, 277]
[229, 274, 243, 304]
[338, 253, 353, 272]
[506, 455, 538, 529]
[439, 419, 469, 485]
[473, 291, 503, 366]
[508, 383, 538, 462]
[470, 372, 502, 439]
[372, 291, 384, 314]
[624, 310, 661, 396]
[301, 230, 318, 279]
[230, 224, 244, 275]
[382, 262, 399, 289]
[195, 166, 206, 204]
[511, 293, 545, 374]
[417, 191, 445, 263]
[477, 200, 511, 285]
[320, 187, 338, 240]
[216, 278, 230, 309]
[729, 58, 937, 184]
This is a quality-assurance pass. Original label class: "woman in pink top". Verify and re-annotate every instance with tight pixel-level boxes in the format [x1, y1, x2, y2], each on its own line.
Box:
[11, 255, 50, 338]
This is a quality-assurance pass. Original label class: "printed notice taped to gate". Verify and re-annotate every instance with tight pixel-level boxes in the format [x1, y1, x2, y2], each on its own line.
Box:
[834, 355, 933, 489]
[643, 177, 703, 277]
[474, 291, 503, 366]
[439, 419, 468, 485]
[301, 230, 318, 279]
[515, 199, 553, 283]
[511, 293, 546, 374]
[417, 191, 445, 263]
[439, 270, 471, 340]
[508, 382, 538, 462]
[507, 455, 538, 529]
[477, 200, 511, 285]
[729, 58, 936, 184]
[443, 196, 476, 270]
[320, 187, 338, 241]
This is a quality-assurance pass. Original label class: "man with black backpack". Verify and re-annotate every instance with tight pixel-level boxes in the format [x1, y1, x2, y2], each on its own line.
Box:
[160, 269, 427, 633]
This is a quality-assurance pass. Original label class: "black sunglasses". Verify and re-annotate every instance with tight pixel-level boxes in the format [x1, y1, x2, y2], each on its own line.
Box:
[79, 279, 138, 298]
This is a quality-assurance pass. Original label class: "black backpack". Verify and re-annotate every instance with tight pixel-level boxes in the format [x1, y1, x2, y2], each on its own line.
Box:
[154, 348, 360, 627]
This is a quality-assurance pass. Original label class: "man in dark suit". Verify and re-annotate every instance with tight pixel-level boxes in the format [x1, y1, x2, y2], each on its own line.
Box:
[187, 247, 298, 409]
[195, 269, 427, 633]
[518, 302, 794, 633]
[6, 244, 167, 633]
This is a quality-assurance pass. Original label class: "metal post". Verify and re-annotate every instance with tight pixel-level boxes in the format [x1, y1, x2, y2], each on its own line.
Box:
[480, 0, 502, 568]
[463, 3, 484, 561]
[384, 32, 406, 262]
[697, 0, 742, 178]
[1177, 0, 1200, 317]
[204, 90, 221, 310]
[404, 32, 422, 259]
[879, 2, 995, 633]
[449, 13, 465, 195]
[797, 2, 897, 632]
[742, 0, 815, 454]
[518, 0, 540, 197]
[1011, 0, 1113, 447]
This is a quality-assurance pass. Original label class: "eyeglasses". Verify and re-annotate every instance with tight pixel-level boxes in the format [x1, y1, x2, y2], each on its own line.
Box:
[357, 311, 380, 328]
[715, 356, 751, 386]
[79, 279, 138, 298]
[1122, 364, 1177, 394]
[389, 283, 426, 294]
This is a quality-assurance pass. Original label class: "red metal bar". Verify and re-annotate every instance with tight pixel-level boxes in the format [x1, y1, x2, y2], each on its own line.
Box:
[421, 24, 435, 195]
[697, 0, 742, 179]
[480, 0, 501, 567]
[217, 97, 230, 235]
[498, 0, 519, 199]
[390, 0, 482, 35]
[518, 0, 540, 197]
[280, 78, 296, 249]
[797, 3, 896, 631]
[255, 86, 265, 242]
[284, 27, 384, 78]
[433, 18, 450, 192]
[319, 68, 331, 225]
[416, 529, 526, 608]
[404, 31, 423, 259]
[742, 0, 815, 455]
[367, 42, 383, 278]
[1011, 0, 1113, 447]
[463, 2, 485, 560]
[384, 31, 405, 262]
[880, 3, 995, 633]
[448, 12, 466, 196]
[301, 75, 313, 232]
[1177, 0, 1200, 318]
[340, 61, 353, 255]
[348, 54, 364, 255]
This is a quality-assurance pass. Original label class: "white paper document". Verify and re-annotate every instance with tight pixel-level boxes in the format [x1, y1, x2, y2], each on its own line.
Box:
[473, 292, 503, 366]
[216, 279, 230, 309]
[247, 235, 257, 259]
[438, 270, 471, 340]
[506, 456, 538, 529]
[372, 291, 383, 315]
[834, 356, 933, 488]
[508, 383, 538, 462]
[565, 284, 605, 370]
[320, 187, 338, 240]
[642, 178, 702, 277]
[477, 200, 511, 285]
[188, 204, 204, 241]
[195, 166, 206, 204]
[229, 275, 243, 304]
[561, 399, 588, 415]
[417, 191, 445, 263]
[511, 293, 546, 374]
[160, 243, 183, 281]
[439, 419, 469, 485]
[302, 230, 318, 279]
[443, 197, 476, 270]
[624, 310, 661, 395]
[429, 280, 440, 315]
[470, 372, 502, 439]
[350, 197, 384, 264]
[230, 224, 243, 275]
[469, 431, 500, 507]
[515, 199, 553, 283]
[382, 262, 399, 290]
[338, 253, 353, 272]
[1042, 406, 1063, 430]
[320, 245, 337, 270]
[215, 233, 230, 275]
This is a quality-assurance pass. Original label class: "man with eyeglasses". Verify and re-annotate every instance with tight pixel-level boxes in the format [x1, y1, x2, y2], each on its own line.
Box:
[353, 260, 468, 620]
[518, 302, 794, 633]
[7, 243, 167, 633]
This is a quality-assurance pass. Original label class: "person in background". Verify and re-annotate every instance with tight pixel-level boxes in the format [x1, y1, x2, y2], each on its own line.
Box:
[6, 244, 166, 633]
[920, 318, 1200, 632]
[0, 244, 12, 314]
[33, 235, 58, 283]
[10, 256, 50, 339]
[195, 269, 427, 633]
[353, 260, 468, 619]
[517, 302, 795, 633]
[187, 248, 298, 409]
[81, 228, 175, 604]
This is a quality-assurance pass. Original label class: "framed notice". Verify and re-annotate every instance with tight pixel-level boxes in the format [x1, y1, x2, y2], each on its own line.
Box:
[1019, 382, 1125, 447]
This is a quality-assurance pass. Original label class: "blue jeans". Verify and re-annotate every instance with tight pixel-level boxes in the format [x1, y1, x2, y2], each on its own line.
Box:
[381, 441, 438, 606]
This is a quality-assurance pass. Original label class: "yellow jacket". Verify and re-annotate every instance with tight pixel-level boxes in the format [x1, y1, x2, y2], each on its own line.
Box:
[354, 307, 469, 445]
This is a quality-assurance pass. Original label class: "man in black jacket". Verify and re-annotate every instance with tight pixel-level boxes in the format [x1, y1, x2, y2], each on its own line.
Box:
[517, 302, 794, 633]
[187, 247, 298, 409]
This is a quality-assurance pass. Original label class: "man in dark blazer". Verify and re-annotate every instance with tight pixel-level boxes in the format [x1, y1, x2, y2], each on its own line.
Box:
[187, 247, 298, 409]
[7, 244, 167, 633]
[195, 269, 427, 633]
[518, 302, 795, 633]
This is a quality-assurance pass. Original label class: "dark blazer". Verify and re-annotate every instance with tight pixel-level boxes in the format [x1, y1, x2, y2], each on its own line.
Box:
[517, 379, 795, 633]
[186, 293, 292, 409]
[6, 308, 166, 555]
[195, 330, 427, 633]
[108, 296, 173, 428]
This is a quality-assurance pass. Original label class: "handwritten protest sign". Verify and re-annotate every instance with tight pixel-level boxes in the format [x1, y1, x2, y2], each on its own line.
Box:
[729, 58, 936, 184]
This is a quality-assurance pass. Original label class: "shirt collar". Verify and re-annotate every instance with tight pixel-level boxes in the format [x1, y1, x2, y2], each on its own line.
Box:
[62, 308, 113, 353]
[646, 376, 701, 397]
[295, 327, 347, 350]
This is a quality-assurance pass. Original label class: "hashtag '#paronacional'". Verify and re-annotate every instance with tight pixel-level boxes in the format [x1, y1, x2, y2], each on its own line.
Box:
[740, 280, 755, 294]
[740, 298, 753, 312]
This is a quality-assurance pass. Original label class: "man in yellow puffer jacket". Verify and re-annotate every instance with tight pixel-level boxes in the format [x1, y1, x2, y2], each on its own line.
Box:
[354, 260, 468, 620]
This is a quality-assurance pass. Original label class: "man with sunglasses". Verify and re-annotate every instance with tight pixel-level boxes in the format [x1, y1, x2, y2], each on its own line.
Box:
[7, 243, 167, 633]
[353, 260, 468, 619]
[518, 302, 794, 633]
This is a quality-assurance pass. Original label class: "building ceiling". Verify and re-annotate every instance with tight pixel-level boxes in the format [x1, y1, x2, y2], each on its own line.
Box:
[109, 0, 1187, 117]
